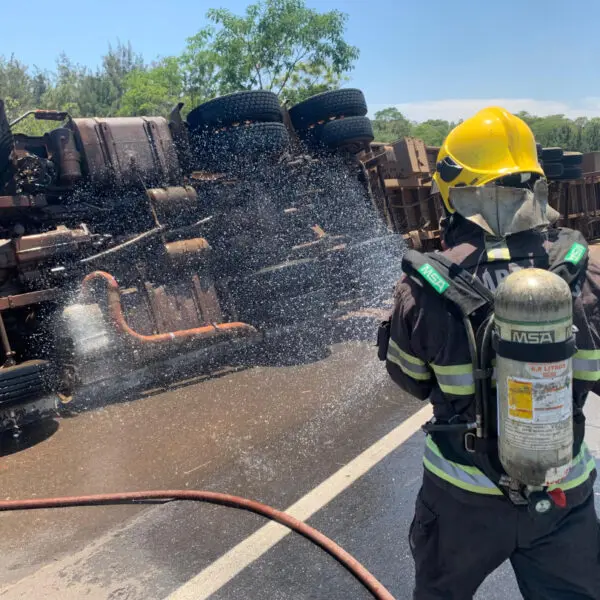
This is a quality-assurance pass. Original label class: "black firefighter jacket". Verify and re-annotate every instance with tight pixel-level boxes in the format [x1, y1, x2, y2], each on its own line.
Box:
[386, 219, 600, 472]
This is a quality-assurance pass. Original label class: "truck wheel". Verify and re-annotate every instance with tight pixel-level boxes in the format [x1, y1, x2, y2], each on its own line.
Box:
[198, 122, 290, 173]
[321, 116, 374, 151]
[541, 147, 563, 162]
[288, 89, 368, 131]
[543, 162, 564, 179]
[562, 151, 583, 167]
[0, 360, 54, 405]
[186, 91, 283, 131]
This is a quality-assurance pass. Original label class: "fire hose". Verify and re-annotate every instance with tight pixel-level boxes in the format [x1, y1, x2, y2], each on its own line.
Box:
[80, 270, 257, 344]
[0, 490, 396, 600]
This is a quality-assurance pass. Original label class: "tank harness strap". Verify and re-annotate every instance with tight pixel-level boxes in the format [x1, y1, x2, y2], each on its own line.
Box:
[492, 335, 577, 364]
[401, 249, 494, 317]
[547, 233, 589, 287]
[402, 247, 499, 446]
[546, 232, 600, 384]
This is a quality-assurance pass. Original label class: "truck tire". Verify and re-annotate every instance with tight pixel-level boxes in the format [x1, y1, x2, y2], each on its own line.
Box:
[555, 166, 583, 180]
[562, 151, 583, 167]
[186, 91, 283, 131]
[321, 116, 374, 150]
[543, 162, 564, 178]
[199, 122, 290, 173]
[541, 147, 563, 162]
[0, 360, 54, 406]
[288, 89, 368, 131]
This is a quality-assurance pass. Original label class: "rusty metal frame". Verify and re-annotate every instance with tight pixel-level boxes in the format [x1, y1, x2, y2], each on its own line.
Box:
[0, 289, 58, 311]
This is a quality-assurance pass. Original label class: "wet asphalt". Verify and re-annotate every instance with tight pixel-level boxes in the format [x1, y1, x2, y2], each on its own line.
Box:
[0, 338, 598, 599]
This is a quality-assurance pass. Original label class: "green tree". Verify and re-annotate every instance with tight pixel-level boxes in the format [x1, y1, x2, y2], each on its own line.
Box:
[517, 112, 580, 148]
[40, 43, 143, 119]
[41, 54, 87, 116]
[0, 55, 35, 121]
[31, 69, 51, 106]
[0, 56, 58, 135]
[120, 57, 186, 116]
[179, 28, 221, 107]
[183, 0, 359, 104]
[582, 118, 600, 153]
[411, 119, 453, 146]
[372, 107, 412, 142]
[8, 36, 600, 155]
[101, 41, 144, 114]
[278, 62, 348, 106]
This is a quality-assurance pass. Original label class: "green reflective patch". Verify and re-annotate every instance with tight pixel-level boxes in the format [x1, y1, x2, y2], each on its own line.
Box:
[564, 242, 586, 265]
[417, 263, 449, 294]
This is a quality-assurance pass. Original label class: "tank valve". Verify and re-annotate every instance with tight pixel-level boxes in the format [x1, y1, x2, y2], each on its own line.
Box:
[547, 488, 567, 508]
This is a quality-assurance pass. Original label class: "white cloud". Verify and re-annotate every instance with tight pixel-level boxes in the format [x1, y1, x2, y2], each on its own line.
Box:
[368, 98, 600, 122]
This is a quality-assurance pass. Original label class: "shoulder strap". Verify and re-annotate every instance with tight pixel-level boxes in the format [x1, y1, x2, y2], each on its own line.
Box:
[401, 249, 494, 319]
[546, 228, 589, 288]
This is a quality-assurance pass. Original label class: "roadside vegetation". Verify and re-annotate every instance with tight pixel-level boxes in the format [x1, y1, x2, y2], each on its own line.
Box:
[1, 0, 597, 152]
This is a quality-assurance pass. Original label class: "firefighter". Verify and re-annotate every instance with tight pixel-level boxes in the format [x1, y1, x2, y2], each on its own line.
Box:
[382, 107, 600, 599]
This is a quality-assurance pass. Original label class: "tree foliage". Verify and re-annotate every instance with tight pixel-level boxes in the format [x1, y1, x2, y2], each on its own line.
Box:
[372, 108, 412, 142]
[178, 27, 220, 108]
[371, 109, 456, 146]
[119, 58, 186, 116]
[0, 0, 358, 134]
[4, 3, 600, 154]
[514, 112, 600, 153]
[182, 0, 358, 105]
[371, 107, 600, 151]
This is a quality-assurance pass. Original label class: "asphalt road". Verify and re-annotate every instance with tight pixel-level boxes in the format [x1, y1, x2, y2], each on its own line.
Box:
[0, 338, 598, 600]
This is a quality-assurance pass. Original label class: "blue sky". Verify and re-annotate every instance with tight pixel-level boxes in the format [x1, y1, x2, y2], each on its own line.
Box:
[4, 0, 600, 121]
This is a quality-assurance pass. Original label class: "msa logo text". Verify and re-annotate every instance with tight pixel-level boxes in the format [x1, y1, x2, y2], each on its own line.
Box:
[511, 330, 555, 343]
[417, 263, 449, 294]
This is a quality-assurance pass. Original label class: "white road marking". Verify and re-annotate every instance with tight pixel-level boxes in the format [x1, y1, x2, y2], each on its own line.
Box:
[164, 403, 433, 600]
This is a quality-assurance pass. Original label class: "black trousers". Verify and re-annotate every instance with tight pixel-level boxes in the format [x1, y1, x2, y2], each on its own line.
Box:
[409, 470, 600, 599]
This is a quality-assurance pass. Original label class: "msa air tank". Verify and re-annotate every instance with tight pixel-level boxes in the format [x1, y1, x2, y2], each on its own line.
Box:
[494, 268, 575, 486]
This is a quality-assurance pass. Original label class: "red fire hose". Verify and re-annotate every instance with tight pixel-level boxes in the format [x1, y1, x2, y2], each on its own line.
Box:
[0, 489, 396, 600]
[81, 271, 257, 344]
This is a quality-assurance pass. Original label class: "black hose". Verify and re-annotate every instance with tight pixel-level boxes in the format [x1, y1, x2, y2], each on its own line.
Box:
[480, 315, 496, 439]
[464, 314, 511, 500]
[422, 422, 476, 432]
[463, 315, 483, 438]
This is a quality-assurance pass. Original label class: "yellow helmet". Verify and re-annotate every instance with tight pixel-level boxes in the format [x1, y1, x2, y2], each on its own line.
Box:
[433, 106, 544, 213]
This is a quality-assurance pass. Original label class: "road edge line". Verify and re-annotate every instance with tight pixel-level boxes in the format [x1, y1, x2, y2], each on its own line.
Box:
[165, 403, 433, 600]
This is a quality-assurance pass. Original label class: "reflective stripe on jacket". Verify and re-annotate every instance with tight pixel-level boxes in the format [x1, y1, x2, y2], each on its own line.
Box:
[424, 435, 597, 495]
[389, 349, 600, 392]
[573, 349, 600, 382]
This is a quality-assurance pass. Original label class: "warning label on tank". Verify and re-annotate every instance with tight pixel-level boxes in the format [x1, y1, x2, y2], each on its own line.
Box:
[524, 361, 568, 378]
[507, 375, 571, 424]
[507, 379, 533, 420]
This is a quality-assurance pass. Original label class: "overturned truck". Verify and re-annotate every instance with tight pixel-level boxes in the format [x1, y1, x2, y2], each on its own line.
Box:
[0, 89, 403, 434]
